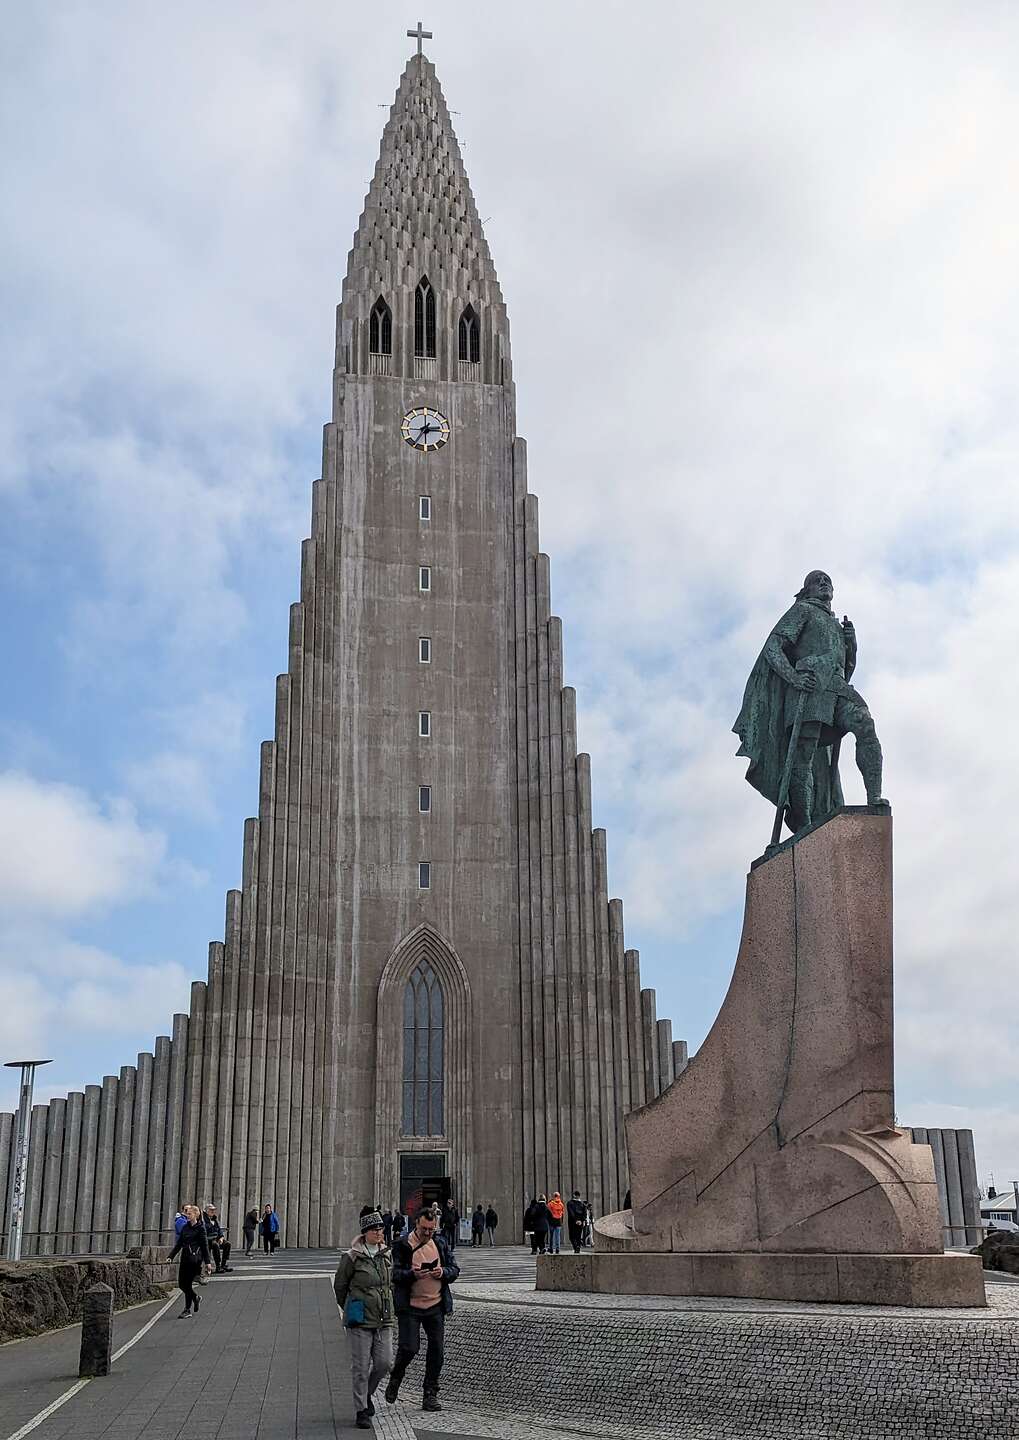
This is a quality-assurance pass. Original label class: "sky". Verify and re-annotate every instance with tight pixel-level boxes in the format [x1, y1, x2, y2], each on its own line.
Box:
[1, 1, 1017, 1191]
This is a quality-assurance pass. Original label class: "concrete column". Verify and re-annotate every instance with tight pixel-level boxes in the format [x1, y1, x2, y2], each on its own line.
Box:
[575, 754, 604, 1215]
[108, 1065, 135, 1251]
[547, 618, 574, 1192]
[0, 1111, 14, 1239]
[196, 943, 224, 1205]
[941, 1128, 967, 1248]
[230, 824, 259, 1238]
[74, 1086, 102, 1254]
[91, 1077, 118, 1255]
[624, 950, 647, 1109]
[162, 1014, 189, 1234]
[957, 1129, 981, 1247]
[672, 1039, 689, 1078]
[534, 578, 561, 1190]
[592, 831, 619, 1213]
[522, 496, 546, 1198]
[511, 445, 535, 1219]
[246, 742, 277, 1219]
[215, 891, 242, 1226]
[608, 898, 631, 1202]
[179, 981, 206, 1206]
[656, 1019, 674, 1091]
[560, 687, 589, 1201]
[38, 1098, 65, 1256]
[640, 989, 660, 1100]
[145, 1037, 171, 1243]
[284, 581, 312, 1248]
[56, 1092, 83, 1255]
[126, 1054, 152, 1248]
[23, 1103, 48, 1259]
[262, 674, 293, 1222]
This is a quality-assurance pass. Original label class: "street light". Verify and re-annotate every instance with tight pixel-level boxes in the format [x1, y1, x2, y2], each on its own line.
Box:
[4, 1059, 52, 1261]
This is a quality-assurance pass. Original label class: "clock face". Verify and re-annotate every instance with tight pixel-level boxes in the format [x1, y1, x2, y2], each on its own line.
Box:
[401, 406, 450, 453]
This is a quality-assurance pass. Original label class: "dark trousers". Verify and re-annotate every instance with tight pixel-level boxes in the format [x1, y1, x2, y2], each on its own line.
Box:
[390, 1305, 445, 1396]
[210, 1239, 231, 1270]
[442, 1226, 456, 1251]
[568, 1221, 583, 1253]
[262, 1232, 277, 1253]
[530, 1231, 547, 1255]
[243, 1229, 256, 1254]
[471, 1229, 484, 1246]
[178, 1260, 200, 1310]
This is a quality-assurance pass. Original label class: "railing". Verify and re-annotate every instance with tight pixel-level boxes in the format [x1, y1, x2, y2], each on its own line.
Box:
[413, 356, 438, 379]
[368, 352, 392, 376]
[457, 360, 480, 382]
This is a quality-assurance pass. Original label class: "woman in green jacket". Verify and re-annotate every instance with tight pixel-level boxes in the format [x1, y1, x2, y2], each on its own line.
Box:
[333, 1210, 394, 1429]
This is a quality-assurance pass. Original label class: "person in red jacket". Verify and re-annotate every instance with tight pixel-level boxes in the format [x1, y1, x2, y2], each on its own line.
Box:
[547, 1192, 566, 1253]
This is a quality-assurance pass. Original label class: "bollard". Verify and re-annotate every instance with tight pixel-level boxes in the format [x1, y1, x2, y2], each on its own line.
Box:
[78, 1283, 114, 1377]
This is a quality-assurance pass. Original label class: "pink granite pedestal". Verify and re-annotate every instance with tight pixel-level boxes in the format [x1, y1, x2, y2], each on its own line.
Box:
[538, 809, 986, 1308]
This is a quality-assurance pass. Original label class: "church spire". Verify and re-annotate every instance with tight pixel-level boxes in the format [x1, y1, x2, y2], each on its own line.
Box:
[337, 53, 509, 384]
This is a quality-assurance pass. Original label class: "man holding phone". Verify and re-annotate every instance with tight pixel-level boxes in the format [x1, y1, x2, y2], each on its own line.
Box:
[385, 1205, 460, 1413]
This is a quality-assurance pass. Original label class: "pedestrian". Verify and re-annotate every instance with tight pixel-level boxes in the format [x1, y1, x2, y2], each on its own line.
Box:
[484, 1204, 498, 1246]
[393, 1208, 406, 1242]
[260, 1202, 280, 1253]
[547, 1191, 565, 1253]
[382, 1207, 394, 1247]
[523, 1195, 551, 1255]
[440, 1197, 459, 1252]
[173, 1209, 188, 1238]
[168, 1204, 211, 1318]
[243, 1206, 258, 1255]
[385, 1206, 460, 1414]
[567, 1190, 587, 1253]
[581, 1199, 593, 1248]
[470, 1204, 485, 1246]
[333, 1209, 394, 1430]
[202, 1204, 233, 1273]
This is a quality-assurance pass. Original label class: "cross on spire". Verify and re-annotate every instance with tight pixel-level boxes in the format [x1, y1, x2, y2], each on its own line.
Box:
[407, 20, 432, 55]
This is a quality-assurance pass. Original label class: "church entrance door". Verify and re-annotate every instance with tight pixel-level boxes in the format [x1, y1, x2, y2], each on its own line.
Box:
[399, 1151, 449, 1218]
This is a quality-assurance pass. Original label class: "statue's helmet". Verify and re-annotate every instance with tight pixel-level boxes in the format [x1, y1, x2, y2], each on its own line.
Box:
[795, 570, 833, 600]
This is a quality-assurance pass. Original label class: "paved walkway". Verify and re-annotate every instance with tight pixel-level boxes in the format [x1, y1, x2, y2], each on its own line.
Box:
[0, 1247, 540, 1440]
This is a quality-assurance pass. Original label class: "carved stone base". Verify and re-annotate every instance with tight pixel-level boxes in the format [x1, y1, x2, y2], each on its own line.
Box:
[536, 1250, 987, 1308]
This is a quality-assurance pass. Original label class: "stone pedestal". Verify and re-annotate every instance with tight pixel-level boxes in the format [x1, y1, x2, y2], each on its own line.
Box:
[539, 810, 986, 1308]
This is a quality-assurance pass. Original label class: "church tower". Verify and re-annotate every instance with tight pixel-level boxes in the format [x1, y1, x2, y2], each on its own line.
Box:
[1, 46, 684, 1253]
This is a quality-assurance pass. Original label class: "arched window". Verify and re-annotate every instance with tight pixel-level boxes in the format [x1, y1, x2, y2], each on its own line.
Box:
[369, 296, 392, 355]
[402, 960, 444, 1134]
[458, 304, 480, 364]
[414, 277, 436, 358]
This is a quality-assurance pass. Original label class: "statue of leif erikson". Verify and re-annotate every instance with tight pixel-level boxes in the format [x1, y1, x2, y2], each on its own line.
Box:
[733, 570, 889, 843]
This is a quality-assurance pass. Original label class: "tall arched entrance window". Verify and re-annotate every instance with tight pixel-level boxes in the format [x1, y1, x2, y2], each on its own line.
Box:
[403, 960, 444, 1136]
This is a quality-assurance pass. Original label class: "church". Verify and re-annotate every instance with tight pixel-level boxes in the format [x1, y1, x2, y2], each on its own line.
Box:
[1, 43, 685, 1251]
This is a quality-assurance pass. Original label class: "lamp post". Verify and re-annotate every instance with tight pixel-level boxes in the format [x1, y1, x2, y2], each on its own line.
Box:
[4, 1059, 52, 1261]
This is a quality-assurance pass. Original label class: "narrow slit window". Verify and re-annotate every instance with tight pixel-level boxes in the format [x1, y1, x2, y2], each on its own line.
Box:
[419, 495, 431, 521]
[418, 861, 431, 890]
[419, 566, 431, 592]
[458, 304, 480, 363]
[414, 276, 436, 358]
[419, 636, 431, 664]
[369, 295, 392, 355]
[419, 785, 431, 814]
[419, 711, 431, 737]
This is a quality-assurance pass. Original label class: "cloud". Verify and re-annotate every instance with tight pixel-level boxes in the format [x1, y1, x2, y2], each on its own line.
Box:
[0, 772, 165, 915]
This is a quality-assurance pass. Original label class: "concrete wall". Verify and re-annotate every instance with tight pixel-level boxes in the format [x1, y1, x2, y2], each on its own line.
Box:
[909, 1127, 982, 1247]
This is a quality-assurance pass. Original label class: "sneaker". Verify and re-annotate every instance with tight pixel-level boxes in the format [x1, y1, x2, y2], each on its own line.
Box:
[384, 1380, 400, 1405]
[422, 1395, 442, 1412]
[355, 1410, 372, 1429]
[177, 1310, 191, 1319]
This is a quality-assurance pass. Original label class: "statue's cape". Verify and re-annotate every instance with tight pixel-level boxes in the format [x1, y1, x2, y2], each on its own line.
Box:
[732, 646, 789, 808]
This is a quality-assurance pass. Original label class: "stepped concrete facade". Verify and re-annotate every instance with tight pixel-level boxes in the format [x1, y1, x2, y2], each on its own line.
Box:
[1, 51, 683, 1253]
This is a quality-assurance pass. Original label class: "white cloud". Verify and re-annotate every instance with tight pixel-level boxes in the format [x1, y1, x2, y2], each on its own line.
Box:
[0, 772, 165, 915]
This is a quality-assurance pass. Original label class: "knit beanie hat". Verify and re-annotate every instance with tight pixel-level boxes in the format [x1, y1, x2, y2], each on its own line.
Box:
[360, 1210, 384, 1233]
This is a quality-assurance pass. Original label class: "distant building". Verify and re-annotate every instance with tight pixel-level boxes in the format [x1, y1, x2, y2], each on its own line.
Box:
[981, 1187, 1018, 1232]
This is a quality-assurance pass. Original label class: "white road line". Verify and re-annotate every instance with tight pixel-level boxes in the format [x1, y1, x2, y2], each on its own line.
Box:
[3, 1292, 177, 1440]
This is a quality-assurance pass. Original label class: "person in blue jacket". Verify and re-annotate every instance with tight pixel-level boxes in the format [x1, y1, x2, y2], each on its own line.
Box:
[260, 1203, 280, 1254]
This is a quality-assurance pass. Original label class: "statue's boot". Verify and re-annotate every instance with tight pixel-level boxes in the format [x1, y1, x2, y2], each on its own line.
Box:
[856, 733, 888, 808]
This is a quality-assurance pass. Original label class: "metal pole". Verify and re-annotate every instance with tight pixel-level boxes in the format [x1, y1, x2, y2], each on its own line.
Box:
[4, 1059, 52, 1261]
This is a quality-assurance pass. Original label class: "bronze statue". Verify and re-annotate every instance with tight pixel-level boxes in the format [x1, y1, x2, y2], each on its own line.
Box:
[733, 570, 888, 843]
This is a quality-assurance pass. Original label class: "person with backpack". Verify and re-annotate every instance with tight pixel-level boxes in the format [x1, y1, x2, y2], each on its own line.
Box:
[168, 1204, 211, 1318]
[567, 1190, 587, 1253]
[333, 1210, 394, 1430]
[260, 1203, 280, 1253]
[523, 1195, 552, 1255]
[484, 1204, 498, 1246]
